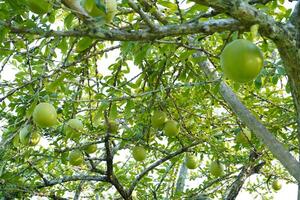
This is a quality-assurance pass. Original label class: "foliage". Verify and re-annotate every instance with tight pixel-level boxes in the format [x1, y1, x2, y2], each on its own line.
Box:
[0, 0, 299, 199]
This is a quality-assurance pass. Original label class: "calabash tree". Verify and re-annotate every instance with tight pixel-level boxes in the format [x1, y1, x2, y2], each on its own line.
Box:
[0, 0, 300, 199]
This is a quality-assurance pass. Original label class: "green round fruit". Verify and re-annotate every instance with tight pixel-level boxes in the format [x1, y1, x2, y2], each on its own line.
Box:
[164, 120, 179, 137]
[65, 119, 83, 140]
[235, 130, 251, 146]
[19, 125, 30, 145]
[210, 161, 224, 177]
[106, 120, 118, 133]
[151, 111, 167, 129]
[33, 103, 57, 128]
[69, 150, 84, 166]
[221, 39, 264, 83]
[27, 0, 51, 15]
[84, 144, 97, 154]
[186, 155, 198, 169]
[132, 146, 146, 162]
[29, 131, 41, 146]
[272, 180, 282, 191]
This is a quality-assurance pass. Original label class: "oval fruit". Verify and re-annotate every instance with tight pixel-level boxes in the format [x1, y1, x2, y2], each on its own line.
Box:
[235, 130, 251, 146]
[27, 0, 51, 15]
[29, 131, 41, 146]
[210, 161, 224, 177]
[84, 144, 97, 154]
[151, 111, 167, 129]
[186, 155, 198, 169]
[221, 39, 263, 83]
[272, 180, 282, 191]
[69, 150, 84, 166]
[65, 118, 83, 140]
[33, 103, 57, 128]
[19, 125, 30, 145]
[164, 120, 179, 137]
[132, 146, 146, 162]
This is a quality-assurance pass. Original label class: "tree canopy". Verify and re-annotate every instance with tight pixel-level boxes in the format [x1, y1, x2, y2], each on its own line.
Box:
[0, 0, 300, 199]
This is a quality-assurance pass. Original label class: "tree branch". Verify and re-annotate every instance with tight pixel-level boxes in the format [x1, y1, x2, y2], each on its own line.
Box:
[223, 152, 265, 200]
[0, 19, 245, 41]
[36, 175, 108, 188]
[128, 141, 202, 195]
[195, 51, 300, 183]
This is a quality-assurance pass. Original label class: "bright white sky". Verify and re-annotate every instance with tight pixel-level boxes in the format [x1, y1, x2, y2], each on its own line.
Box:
[1, 0, 299, 199]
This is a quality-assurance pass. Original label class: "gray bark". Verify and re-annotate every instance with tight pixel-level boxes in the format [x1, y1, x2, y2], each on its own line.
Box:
[195, 51, 300, 183]
[175, 161, 188, 195]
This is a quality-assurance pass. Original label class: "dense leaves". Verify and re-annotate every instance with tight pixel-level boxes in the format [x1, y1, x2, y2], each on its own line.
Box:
[0, 0, 299, 199]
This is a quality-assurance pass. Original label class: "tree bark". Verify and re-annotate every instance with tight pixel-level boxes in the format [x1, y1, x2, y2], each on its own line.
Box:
[175, 160, 188, 195]
[195, 51, 300, 183]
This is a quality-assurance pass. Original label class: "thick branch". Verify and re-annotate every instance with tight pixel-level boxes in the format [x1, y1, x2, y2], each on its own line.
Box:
[196, 52, 300, 183]
[0, 19, 245, 41]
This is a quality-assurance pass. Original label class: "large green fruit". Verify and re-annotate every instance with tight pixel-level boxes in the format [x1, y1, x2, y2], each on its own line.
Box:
[235, 130, 251, 146]
[151, 111, 167, 129]
[210, 161, 224, 177]
[33, 103, 57, 128]
[69, 150, 84, 166]
[27, 0, 51, 15]
[272, 180, 282, 191]
[185, 155, 198, 169]
[29, 131, 41, 146]
[221, 39, 263, 83]
[132, 146, 146, 162]
[82, 0, 117, 22]
[84, 144, 97, 154]
[65, 119, 84, 140]
[164, 120, 179, 137]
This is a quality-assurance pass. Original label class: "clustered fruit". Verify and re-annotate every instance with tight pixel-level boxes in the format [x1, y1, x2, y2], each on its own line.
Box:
[15, 102, 108, 166]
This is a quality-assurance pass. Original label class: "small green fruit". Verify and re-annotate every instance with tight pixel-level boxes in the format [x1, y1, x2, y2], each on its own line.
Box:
[84, 144, 97, 154]
[151, 111, 167, 129]
[164, 120, 179, 137]
[33, 103, 57, 128]
[19, 125, 30, 145]
[186, 155, 198, 169]
[272, 180, 282, 191]
[65, 119, 83, 140]
[29, 131, 41, 146]
[106, 120, 118, 133]
[132, 146, 146, 162]
[69, 150, 84, 166]
[210, 161, 224, 177]
[27, 0, 51, 15]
